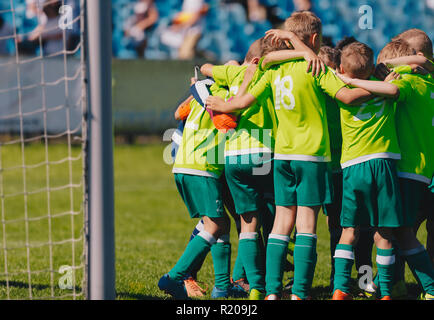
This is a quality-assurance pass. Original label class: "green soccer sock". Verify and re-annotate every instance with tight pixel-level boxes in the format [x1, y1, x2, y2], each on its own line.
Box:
[402, 245, 434, 295]
[211, 234, 232, 290]
[376, 248, 395, 297]
[238, 232, 265, 291]
[333, 243, 354, 294]
[168, 230, 215, 281]
[292, 233, 318, 299]
[265, 234, 290, 296]
[232, 252, 246, 282]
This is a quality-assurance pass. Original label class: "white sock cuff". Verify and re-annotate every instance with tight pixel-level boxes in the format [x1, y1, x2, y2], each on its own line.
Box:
[195, 220, 205, 232]
[268, 233, 290, 243]
[217, 234, 230, 243]
[376, 254, 396, 265]
[296, 233, 318, 239]
[198, 230, 217, 245]
[334, 249, 355, 260]
[239, 232, 258, 240]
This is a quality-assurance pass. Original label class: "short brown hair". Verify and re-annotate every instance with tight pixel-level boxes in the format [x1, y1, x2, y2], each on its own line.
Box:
[284, 11, 322, 44]
[260, 35, 291, 56]
[377, 39, 416, 64]
[318, 46, 341, 70]
[244, 38, 263, 62]
[340, 41, 374, 79]
[392, 28, 433, 59]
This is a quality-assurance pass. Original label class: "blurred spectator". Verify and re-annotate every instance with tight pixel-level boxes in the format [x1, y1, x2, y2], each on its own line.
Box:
[247, 0, 267, 22]
[161, 0, 209, 60]
[0, 16, 13, 55]
[123, 0, 159, 58]
[293, 0, 312, 11]
[25, 0, 65, 56]
[25, 0, 45, 20]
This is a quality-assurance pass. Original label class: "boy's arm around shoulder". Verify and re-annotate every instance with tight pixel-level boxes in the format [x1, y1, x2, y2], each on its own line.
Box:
[334, 73, 400, 105]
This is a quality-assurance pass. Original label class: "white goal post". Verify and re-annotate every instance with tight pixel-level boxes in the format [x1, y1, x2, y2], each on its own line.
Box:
[0, 0, 115, 300]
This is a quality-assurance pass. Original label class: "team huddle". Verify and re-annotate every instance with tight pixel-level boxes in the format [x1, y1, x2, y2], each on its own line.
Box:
[158, 11, 434, 300]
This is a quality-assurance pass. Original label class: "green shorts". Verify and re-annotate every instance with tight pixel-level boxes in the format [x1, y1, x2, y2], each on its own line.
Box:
[400, 178, 434, 227]
[225, 153, 274, 216]
[274, 160, 333, 207]
[341, 159, 403, 228]
[174, 173, 225, 219]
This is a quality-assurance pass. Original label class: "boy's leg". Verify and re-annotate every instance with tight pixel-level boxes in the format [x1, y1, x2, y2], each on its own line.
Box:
[168, 216, 228, 282]
[224, 154, 274, 297]
[325, 171, 343, 288]
[238, 211, 266, 293]
[393, 227, 434, 296]
[393, 178, 434, 296]
[291, 205, 321, 300]
[374, 228, 396, 299]
[332, 227, 359, 297]
[265, 205, 296, 296]
[222, 175, 247, 283]
[161, 174, 231, 299]
[187, 219, 206, 280]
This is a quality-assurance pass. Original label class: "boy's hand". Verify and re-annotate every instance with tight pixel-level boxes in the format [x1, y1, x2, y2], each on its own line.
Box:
[206, 96, 227, 113]
[410, 65, 430, 76]
[384, 71, 401, 82]
[264, 29, 294, 47]
[304, 51, 325, 77]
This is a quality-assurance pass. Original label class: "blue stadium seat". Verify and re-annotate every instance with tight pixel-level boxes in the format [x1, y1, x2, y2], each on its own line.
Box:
[1, 0, 432, 61]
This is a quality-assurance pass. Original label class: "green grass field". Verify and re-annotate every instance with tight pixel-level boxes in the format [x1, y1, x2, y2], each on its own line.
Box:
[0, 142, 428, 300]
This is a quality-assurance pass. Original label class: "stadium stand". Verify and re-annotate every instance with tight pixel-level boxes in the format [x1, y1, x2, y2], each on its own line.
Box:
[0, 0, 432, 61]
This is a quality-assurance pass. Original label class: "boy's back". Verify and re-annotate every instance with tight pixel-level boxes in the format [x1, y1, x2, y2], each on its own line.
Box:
[249, 59, 345, 161]
[338, 92, 401, 168]
[212, 64, 277, 155]
[392, 66, 434, 183]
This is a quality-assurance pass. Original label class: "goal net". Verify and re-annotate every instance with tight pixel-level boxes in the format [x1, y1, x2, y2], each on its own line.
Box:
[0, 0, 87, 299]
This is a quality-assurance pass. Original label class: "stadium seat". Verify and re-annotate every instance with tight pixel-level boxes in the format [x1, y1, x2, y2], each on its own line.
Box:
[1, 0, 432, 61]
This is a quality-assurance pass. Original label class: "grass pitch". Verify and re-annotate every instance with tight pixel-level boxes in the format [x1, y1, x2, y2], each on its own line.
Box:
[0, 142, 428, 300]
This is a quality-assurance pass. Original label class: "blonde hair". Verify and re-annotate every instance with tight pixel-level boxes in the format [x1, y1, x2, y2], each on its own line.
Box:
[377, 39, 416, 64]
[392, 29, 433, 59]
[260, 35, 291, 56]
[341, 42, 374, 79]
[244, 38, 263, 62]
[284, 11, 322, 45]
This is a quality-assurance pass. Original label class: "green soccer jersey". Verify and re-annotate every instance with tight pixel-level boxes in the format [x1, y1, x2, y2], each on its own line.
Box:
[172, 83, 227, 178]
[212, 64, 277, 156]
[393, 65, 434, 184]
[338, 80, 401, 168]
[248, 60, 345, 162]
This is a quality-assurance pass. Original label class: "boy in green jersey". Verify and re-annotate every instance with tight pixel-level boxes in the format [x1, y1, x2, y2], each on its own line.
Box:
[200, 35, 320, 299]
[206, 12, 373, 300]
[316, 45, 375, 292]
[378, 35, 434, 300]
[332, 40, 434, 300]
[159, 77, 247, 299]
